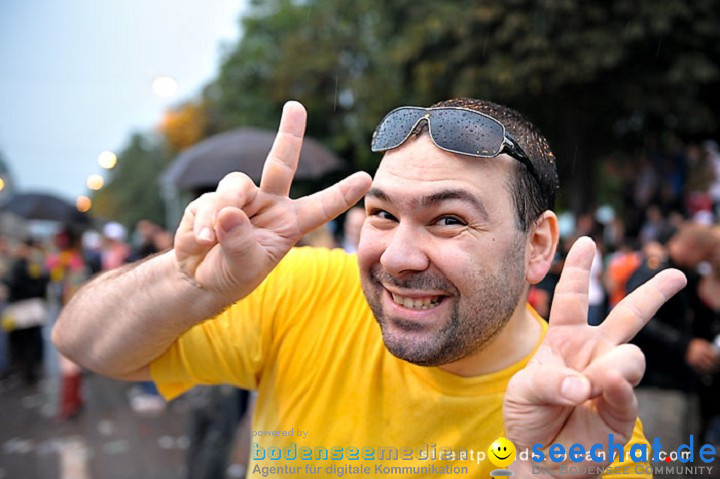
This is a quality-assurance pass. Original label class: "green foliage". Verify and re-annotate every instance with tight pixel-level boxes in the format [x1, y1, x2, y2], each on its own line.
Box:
[205, 0, 720, 212]
[91, 133, 169, 229]
[99, 0, 719, 215]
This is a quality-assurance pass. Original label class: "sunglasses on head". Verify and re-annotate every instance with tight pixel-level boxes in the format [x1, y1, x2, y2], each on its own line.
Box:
[371, 106, 540, 183]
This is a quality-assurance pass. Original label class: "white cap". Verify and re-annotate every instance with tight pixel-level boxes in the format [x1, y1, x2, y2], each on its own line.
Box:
[103, 221, 126, 242]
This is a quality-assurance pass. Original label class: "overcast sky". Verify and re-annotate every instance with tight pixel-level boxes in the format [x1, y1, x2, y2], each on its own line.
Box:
[0, 0, 247, 203]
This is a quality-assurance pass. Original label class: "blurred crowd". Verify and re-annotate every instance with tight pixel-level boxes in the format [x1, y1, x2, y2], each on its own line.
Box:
[529, 139, 720, 461]
[0, 208, 365, 478]
[0, 219, 173, 417]
[2, 138, 720, 477]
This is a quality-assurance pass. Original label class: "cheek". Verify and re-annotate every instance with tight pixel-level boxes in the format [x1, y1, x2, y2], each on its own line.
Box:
[356, 228, 383, 270]
[435, 238, 518, 286]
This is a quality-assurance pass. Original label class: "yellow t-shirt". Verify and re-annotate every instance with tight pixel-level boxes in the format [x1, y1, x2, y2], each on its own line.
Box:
[151, 247, 651, 478]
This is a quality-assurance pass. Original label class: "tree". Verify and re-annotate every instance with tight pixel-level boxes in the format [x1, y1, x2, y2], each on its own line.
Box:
[206, 0, 720, 212]
[157, 101, 209, 154]
[92, 133, 169, 229]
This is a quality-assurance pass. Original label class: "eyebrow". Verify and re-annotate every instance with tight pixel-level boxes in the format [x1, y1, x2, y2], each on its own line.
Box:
[366, 187, 489, 219]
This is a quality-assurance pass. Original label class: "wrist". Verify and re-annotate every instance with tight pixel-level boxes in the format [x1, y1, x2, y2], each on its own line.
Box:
[160, 250, 233, 324]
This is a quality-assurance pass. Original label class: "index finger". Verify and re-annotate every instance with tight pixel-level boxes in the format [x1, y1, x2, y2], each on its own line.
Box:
[547, 236, 595, 327]
[597, 268, 687, 345]
[259, 101, 306, 196]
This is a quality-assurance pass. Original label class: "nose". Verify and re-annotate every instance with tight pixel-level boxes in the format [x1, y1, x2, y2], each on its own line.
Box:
[380, 223, 430, 276]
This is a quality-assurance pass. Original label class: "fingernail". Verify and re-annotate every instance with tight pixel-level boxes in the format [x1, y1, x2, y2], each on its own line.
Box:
[197, 227, 214, 242]
[561, 376, 588, 402]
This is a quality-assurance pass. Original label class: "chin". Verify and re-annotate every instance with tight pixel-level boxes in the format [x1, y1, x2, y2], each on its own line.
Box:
[378, 316, 465, 367]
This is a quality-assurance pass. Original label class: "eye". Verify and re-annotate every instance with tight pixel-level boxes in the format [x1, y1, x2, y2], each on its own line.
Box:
[435, 215, 466, 227]
[368, 209, 398, 222]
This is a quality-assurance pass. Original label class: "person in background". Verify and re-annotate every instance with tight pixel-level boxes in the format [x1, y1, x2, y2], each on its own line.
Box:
[101, 222, 130, 271]
[684, 142, 716, 218]
[3, 239, 49, 385]
[128, 220, 168, 414]
[184, 385, 250, 479]
[81, 230, 103, 276]
[694, 224, 720, 444]
[46, 228, 89, 418]
[627, 223, 720, 477]
[296, 223, 337, 249]
[129, 220, 161, 261]
[604, 238, 642, 310]
[340, 206, 366, 253]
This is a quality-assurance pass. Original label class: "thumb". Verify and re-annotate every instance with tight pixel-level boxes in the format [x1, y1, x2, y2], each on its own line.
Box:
[507, 364, 591, 407]
[215, 207, 266, 270]
[295, 172, 372, 234]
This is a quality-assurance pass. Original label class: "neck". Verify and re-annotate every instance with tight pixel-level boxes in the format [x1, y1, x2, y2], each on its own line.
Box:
[438, 301, 542, 377]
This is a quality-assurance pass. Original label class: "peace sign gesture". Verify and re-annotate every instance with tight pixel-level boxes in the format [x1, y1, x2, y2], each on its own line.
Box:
[174, 101, 371, 302]
[504, 237, 687, 476]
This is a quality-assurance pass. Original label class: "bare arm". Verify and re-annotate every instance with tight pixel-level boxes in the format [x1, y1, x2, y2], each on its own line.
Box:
[51, 251, 227, 379]
[52, 101, 371, 381]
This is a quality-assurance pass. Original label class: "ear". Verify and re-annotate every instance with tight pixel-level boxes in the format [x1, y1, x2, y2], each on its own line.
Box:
[525, 211, 559, 285]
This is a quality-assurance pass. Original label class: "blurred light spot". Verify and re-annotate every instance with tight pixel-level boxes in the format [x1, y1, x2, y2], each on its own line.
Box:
[76, 196, 91, 212]
[152, 75, 179, 98]
[98, 151, 117, 169]
[158, 436, 174, 450]
[86, 174, 104, 191]
[0, 178, 5, 191]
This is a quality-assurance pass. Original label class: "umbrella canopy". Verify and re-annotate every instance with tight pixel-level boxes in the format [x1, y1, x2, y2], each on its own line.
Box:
[162, 127, 345, 191]
[0, 192, 90, 225]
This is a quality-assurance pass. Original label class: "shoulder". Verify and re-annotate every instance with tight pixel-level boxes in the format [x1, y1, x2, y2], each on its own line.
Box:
[277, 246, 357, 272]
[245, 246, 364, 317]
[269, 247, 359, 291]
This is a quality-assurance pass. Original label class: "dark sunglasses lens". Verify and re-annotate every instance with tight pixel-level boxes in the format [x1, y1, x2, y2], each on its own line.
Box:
[371, 108, 427, 152]
[429, 109, 505, 157]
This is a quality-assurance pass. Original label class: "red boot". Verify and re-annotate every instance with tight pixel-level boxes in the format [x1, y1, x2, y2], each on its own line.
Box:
[59, 372, 83, 419]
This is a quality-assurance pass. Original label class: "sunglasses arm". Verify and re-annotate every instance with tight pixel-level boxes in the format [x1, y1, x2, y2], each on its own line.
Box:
[503, 135, 542, 185]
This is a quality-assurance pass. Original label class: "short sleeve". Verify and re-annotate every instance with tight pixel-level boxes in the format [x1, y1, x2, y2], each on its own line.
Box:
[150, 247, 357, 400]
[602, 419, 652, 478]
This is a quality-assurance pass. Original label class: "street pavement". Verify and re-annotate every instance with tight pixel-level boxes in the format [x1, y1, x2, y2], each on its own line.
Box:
[0, 372, 190, 479]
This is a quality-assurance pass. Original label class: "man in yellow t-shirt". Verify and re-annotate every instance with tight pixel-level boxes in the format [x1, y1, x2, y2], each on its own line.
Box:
[53, 99, 686, 478]
[151, 247, 654, 478]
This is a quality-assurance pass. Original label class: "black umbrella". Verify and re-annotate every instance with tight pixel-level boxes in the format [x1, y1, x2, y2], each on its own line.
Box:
[0, 192, 90, 225]
[162, 127, 345, 190]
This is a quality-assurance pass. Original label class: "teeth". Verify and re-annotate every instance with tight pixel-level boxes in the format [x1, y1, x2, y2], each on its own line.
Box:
[391, 293, 441, 310]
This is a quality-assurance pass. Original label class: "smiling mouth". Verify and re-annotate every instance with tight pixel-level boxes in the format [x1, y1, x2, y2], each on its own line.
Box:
[390, 292, 443, 310]
[493, 453, 511, 460]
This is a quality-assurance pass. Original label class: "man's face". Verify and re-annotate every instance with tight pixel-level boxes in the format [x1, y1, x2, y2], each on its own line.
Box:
[357, 134, 529, 367]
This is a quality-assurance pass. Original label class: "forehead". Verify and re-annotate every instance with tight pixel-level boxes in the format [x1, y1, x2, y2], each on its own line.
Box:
[370, 134, 516, 205]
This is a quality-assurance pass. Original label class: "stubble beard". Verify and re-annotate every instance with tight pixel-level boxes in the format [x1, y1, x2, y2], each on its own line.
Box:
[362, 241, 526, 367]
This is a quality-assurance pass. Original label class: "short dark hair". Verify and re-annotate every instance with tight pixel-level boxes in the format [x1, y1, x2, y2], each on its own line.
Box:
[432, 98, 559, 232]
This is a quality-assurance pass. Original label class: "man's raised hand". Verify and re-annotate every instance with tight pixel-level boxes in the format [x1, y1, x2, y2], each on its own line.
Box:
[174, 101, 371, 301]
[504, 237, 686, 476]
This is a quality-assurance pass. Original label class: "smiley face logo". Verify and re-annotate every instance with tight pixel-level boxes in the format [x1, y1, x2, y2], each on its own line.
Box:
[488, 437, 517, 469]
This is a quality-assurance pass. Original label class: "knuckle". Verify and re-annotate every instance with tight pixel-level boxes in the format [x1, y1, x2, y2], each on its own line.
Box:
[217, 173, 255, 204]
[185, 194, 210, 216]
[624, 343, 643, 358]
[623, 344, 646, 368]
[193, 193, 218, 219]
[218, 172, 253, 190]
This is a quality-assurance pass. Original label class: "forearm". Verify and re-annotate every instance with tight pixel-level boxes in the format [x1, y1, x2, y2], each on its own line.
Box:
[52, 250, 229, 378]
